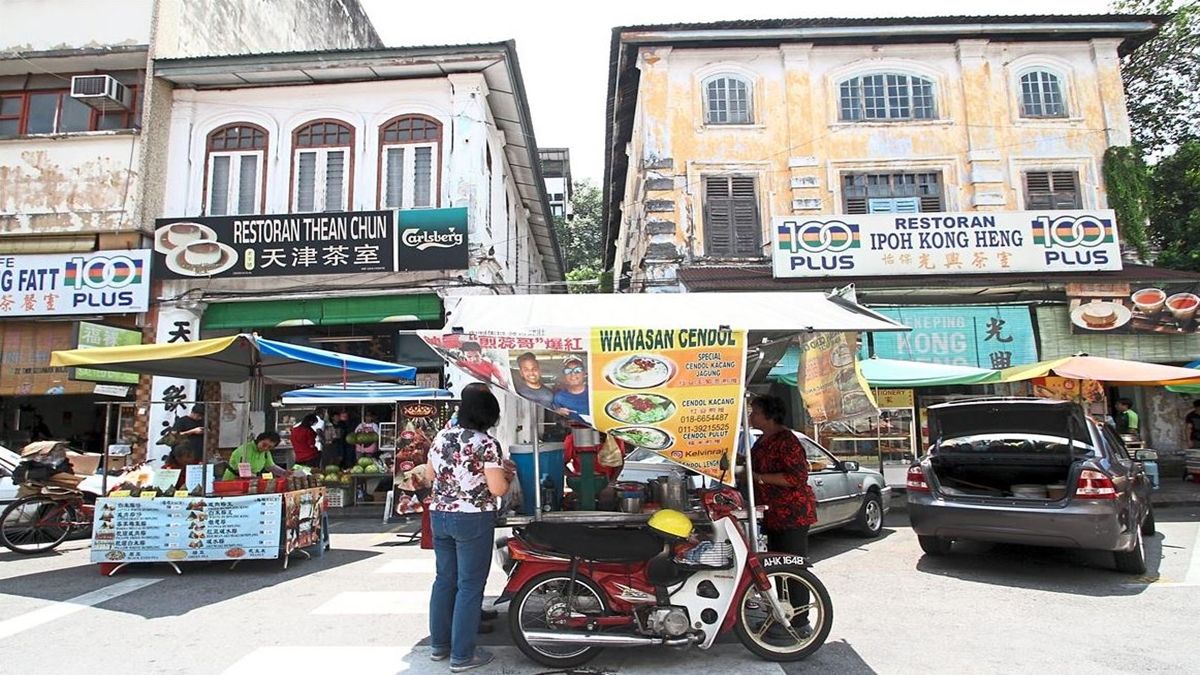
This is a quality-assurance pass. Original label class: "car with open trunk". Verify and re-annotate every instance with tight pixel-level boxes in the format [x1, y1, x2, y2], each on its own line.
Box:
[907, 397, 1154, 574]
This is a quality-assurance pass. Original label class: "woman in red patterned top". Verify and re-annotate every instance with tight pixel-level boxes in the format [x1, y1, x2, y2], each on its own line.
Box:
[748, 394, 817, 637]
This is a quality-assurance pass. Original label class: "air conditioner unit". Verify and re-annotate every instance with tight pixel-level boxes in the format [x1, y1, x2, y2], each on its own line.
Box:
[70, 74, 131, 112]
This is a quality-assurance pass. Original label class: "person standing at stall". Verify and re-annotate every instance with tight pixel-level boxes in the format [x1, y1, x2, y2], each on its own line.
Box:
[223, 431, 288, 480]
[425, 386, 513, 672]
[747, 394, 817, 638]
[291, 414, 321, 468]
[1116, 398, 1140, 438]
[170, 404, 206, 465]
[1186, 400, 1200, 448]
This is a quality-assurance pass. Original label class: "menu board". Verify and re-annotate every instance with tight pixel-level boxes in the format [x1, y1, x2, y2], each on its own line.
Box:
[797, 331, 879, 424]
[591, 328, 746, 482]
[282, 488, 326, 554]
[91, 495, 282, 564]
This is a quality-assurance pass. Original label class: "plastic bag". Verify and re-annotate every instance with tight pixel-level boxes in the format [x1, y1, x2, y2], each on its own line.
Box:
[597, 435, 624, 468]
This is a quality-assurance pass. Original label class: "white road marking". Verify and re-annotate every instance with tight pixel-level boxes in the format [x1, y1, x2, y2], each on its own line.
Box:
[224, 646, 412, 674]
[374, 558, 436, 574]
[1184, 521, 1200, 586]
[312, 590, 430, 615]
[0, 578, 161, 640]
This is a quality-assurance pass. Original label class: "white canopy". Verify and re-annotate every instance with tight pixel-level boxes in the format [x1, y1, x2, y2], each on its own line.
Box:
[443, 292, 906, 333]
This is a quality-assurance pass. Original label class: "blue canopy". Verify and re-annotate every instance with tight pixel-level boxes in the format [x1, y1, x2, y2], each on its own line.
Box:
[281, 381, 451, 405]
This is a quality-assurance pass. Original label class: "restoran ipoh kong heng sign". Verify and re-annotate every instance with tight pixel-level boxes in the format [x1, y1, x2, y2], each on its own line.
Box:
[771, 210, 1123, 278]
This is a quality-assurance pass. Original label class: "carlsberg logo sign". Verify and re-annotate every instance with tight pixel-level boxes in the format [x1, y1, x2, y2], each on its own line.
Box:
[402, 227, 464, 250]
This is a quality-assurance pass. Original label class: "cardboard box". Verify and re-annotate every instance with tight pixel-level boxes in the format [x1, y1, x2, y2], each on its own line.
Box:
[66, 452, 102, 476]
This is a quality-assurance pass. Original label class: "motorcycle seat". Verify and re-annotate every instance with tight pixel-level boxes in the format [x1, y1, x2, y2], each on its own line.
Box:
[522, 522, 664, 563]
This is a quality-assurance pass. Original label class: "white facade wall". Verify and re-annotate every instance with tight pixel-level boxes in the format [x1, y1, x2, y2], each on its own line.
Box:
[0, 0, 152, 52]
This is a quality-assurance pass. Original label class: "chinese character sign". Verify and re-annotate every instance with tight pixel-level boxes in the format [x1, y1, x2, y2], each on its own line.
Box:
[73, 322, 142, 384]
[148, 307, 199, 466]
[0, 251, 151, 316]
[868, 306, 1038, 368]
[772, 210, 1122, 278]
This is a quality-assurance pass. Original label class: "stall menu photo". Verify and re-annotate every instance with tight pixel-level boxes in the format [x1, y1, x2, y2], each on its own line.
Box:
[91, 495, 283, 564]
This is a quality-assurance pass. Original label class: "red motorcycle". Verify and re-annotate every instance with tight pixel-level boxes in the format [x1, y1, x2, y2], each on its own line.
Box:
[498, 486, 832, 668]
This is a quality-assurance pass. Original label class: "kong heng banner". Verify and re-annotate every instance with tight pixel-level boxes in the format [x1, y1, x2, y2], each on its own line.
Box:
[797, 332, 878, 424]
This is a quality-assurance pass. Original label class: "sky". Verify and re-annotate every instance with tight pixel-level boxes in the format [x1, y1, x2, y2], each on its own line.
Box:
[360, 0, 1114, 183]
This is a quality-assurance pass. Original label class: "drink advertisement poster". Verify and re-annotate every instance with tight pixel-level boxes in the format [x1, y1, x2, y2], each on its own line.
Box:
[797, 332, 879, 424]
[91, 495, 283, 564]
[1067, 282, 1200, 334]
[419, 328, 748, 483]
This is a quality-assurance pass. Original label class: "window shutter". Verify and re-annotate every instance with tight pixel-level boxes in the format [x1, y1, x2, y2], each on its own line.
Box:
[209, 155, 230, 216]
[1024, 171, 1080, 210]
[414, 146, 433, 207]
[730, 176, 761, 256]
[325, 150, 345, 211]
[868, 197, 919, 213]
[704, 176, 734, 256]
[1050, 171, 1080, 208]
[385, 147, 404, 208]
[297, 151, 316, 212]
[237, 155, 257, 214]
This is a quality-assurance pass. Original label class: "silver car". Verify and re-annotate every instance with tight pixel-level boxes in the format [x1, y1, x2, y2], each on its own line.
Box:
[907, 398, 1154, 574]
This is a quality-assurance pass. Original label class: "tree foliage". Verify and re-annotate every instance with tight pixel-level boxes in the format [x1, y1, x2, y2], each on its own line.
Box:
[1102, 146, 1152, 260]
[1114, 0, 1200, 156]
[1147, 140, 1200, 271]
[552, 179, 603, 273]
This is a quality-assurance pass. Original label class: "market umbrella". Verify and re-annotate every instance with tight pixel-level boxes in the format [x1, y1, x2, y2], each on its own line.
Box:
[772, 357, 1000, 388]
[49, 333, 416, 385]
[1165, 360, 1200, 394]
[998, 355, 1200, 386]
[281, 382, 451, 405]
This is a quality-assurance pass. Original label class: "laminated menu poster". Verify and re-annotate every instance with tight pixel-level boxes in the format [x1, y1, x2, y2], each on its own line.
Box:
[419, 328, 747, 483]
[797, 332, 879, 424]
[283, 488, 326, 554]
[91, 494, 283, 564]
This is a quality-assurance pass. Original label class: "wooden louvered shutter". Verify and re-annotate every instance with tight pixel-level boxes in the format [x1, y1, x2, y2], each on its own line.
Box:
[1025, 171, 1081, 210]
[703, 176, 733, 256]
[1049, 171, 1081, 209]
[730, 176, 761, 256]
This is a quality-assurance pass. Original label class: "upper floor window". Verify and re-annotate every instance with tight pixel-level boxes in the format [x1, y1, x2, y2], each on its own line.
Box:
[839, 74, 936, 122]
[379, 115, 440, 209]
[206, 124, 266, 216]
[702, 175, 761, 257]
[843, 172, 944, 214]
[293, 120, 352, 212]
[1024, 170, 1081, 209]
[0, 87, 140, 138]
[703, 75, 753, 125]
[1019, 70, 1067, 118]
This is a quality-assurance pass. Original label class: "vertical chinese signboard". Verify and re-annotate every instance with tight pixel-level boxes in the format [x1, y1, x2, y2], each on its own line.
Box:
[148, 307, 200, 466]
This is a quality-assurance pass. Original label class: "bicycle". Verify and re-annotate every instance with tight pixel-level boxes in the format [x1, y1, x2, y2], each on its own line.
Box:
[0, 486, 94, 554]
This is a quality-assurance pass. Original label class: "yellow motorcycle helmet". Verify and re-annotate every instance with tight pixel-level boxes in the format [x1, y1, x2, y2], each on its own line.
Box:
[647, 509, 693, 540]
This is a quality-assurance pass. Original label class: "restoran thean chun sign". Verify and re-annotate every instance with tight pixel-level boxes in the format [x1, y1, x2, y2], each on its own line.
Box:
[771, 210, 1123, 278]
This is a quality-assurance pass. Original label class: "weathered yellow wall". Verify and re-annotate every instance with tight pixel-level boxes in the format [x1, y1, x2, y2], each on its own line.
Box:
[620, 38, 1130, 287]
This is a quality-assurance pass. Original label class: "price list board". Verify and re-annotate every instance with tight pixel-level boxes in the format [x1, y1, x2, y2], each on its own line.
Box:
[91, 494, 283, 564]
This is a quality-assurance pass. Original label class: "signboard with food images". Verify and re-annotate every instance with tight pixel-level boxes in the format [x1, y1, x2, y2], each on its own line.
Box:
[1067, 282, 1200, 334]
[90, 494, 283, 564]
[771, 210, 1122, 278]
[797, 332, 879, 424]
[392, 400, 457, 517]
[418, 328, 748, 484]
[282, 488, 326, 554]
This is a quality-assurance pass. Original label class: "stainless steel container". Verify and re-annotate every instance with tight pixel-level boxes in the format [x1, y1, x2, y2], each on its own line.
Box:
[571, 427, 602, 447]
[619, 495, 645, 513]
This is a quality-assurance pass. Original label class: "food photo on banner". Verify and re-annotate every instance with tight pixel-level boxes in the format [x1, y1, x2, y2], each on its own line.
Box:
[797, 331, 879, 424]
[392, 399, 457, 517]
[419, 328, 748, 483]
[153, 207, 468, 279]
[771, 210, 1122, 278]
[1067, 282, 1200, 334]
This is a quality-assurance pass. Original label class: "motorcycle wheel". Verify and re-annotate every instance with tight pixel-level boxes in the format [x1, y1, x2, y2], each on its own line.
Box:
[733, 564, 832, 662]
[509, 570, 608, 668]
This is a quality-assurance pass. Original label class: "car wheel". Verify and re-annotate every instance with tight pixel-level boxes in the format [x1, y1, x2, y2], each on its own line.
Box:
[918, 535, 952, 556]
[1140, 505, 1156, 536]
[853, 491, 884, 538]
[1113, 526, 1147, 575]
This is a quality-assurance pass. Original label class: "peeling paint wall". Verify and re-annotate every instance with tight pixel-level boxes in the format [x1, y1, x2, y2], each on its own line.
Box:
[0, 0, 152, 52]
[0, 135, 140, 233]
[620, 39, 1132, 290]
[154, 0, 381, 58]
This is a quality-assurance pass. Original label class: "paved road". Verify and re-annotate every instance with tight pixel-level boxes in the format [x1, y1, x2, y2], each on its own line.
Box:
[2, 505, 1199, 674]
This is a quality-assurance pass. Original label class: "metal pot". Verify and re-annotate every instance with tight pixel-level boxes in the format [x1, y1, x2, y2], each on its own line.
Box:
[619, 495, 645, 513]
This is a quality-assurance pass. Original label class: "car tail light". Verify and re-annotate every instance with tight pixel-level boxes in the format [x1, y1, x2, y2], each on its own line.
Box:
[1075, 469, 1117, 499]
[906, 465, 930, 492]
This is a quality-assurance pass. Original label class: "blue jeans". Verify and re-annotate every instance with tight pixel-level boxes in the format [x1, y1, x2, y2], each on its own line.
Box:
[429, 510, 496, 664]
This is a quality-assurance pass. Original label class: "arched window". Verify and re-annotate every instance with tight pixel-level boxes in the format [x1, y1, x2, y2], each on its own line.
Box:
[292, 119, 353, 212]
[1019, 70, 1067, 118]
[703, 75, 753, 125]
[838, 74, 936, 121]
[378, 115, 442, 209]
[205, 123, 266, 216]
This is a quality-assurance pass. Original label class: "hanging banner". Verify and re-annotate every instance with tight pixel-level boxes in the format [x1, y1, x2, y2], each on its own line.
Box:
[147, 306, 200, 466]
[797, 332, 879, 424]
[418, 328, 747, 484]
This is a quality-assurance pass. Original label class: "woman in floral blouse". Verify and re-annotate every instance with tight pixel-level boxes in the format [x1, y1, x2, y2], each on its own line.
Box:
[748, 394, 818, 638]
[424, 385, 512, 672]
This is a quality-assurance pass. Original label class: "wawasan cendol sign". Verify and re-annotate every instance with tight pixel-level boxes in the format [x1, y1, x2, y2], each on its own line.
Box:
[772, 210, 1122, 278]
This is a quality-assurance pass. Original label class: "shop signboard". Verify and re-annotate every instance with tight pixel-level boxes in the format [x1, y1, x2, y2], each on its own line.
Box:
[797, 332, 879, 424]
[418, 329, 748, 483]
[868, 305, 1037, 370]
[772, 210, 1122, 278]
[0, 321, 94, 396]
[0, 250, 151, 316]
[91, 494, 283, 564]
[72, 322, 141, 384]
[153, 207, 468, 279]
[1066, 282, 1200, 334]
[875, 388, 915, 409]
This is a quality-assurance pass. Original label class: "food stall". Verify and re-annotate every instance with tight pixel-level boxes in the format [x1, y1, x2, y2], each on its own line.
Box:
[48, 333, 416, 573]
[274, 382, 453, 510]
[419, 291, 908, 544]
